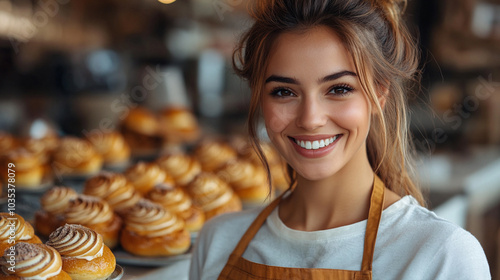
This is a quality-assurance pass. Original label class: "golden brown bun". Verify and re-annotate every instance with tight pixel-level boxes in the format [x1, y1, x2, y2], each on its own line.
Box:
[87, 131, 130, 167]
[0, 213, 42, 254]
[47, 224, 116, 280]
[120, 199, 190, 257]
[217, 159, 271, 204]
[122, 107, 159, 136]
[0, 243, 69, 280]
[146, 183, 205, 232]
[185, 173, 242, 220]
[1, 149, 43, 188]
[193, 140, 238, 172]
[34, 187, 78, 237]
[64, 195, 122, 249]
[124, 162, 173, 195]
[156, 153, 202, 187]
[83, 172, 141, 214]
[158, 107, 200, 143]
[52, 137, 103, 177]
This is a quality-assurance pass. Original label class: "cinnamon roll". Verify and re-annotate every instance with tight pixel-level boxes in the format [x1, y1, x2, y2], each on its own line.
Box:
[0, 213, 41, 255]
[83, 172, 141, 215]
[217, 159, 271, 205]
[52, 137, 103, 177]
[2, 149, 43, 189]
[22, 136, 60, 181]
[47, 224, 115, 280]
[34, 187, 78, 237]
[146, 183, 205, 232]
[87, 131, 130, 168]
[124, 162, 173, 195]
[120, 107, 162, 157]
[63, 195, 122, 249]
[0, 242, 71, 279]
[185, 173, 242, 220]
[193, 140, 238, 172]
[156, 153, 202, 187]
[120, 199, 191, 257]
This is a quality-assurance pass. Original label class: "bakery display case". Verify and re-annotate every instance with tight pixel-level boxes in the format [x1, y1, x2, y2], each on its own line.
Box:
[0, 0, 498, 279]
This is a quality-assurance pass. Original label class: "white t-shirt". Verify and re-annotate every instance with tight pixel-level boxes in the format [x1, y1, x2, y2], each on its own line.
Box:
[189, 196, 490, 280]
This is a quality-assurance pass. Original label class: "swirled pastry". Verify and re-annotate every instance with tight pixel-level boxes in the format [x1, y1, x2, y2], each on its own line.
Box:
[47, 224, 115, 280]
[0, 132, 16, 156]
[63, 195, 122, 249]
[0, 213, 41, 255]
[158, 107, 201, 144]
[156, 153, 201, 187]
[120, 107, 162, 157]
[52, 137, 103, 177]
[34, 187, 78, 237]
[83, 172, 141, 214]
[124, 162, 173, 195]
[87, 131, 130, 168]
[217, 159, 271, 205]
[185, 173, 242, 220]
[2, 149, 43, 189]
[146, 183, 205, 232]
[193, 140, 238, 172]
[120, 199, 190, 257]
[0, 242, 71, 280]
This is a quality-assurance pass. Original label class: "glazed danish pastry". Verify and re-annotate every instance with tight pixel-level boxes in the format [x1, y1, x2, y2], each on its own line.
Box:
[34, 187, 78, 237]
[193, 140, 238, 172]
[120, 107, 162, 157]
[146, 183, 205, 232]
[120, 199, 191, 257]
[0, 242, 71, 280]
[52, 137, 103, 177]
[2, 149, 43, 188]
[83, 172, 141, 215]
[124, 162, 173, 195]
[46, 224, 116, 280]
[158, 107, 201, 144]
[87, 131, 130, 168]
[63, 195, 122, 249]
[185, 173, 242, 220]
[0, 213, 41, 255]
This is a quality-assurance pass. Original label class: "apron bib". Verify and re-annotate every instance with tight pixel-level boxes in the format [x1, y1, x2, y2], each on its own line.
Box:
[218, 175, 385, 280]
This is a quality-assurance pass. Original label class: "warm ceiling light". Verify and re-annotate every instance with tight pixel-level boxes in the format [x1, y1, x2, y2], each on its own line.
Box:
[158, 0, 176, 3]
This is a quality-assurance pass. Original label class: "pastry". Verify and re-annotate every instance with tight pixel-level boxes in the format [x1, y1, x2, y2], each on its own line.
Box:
[0, 132, 16, 156]
[83, 172, 141, 215]
[146, 183, 205, 232]
[0, 242, 71, 279]
[0, 213, 41, 254]
[217, 159, 271, 205]
[63, 195, 122, 249]
[34, 187, 78, 238]
[193, 140, 238, 172]
[156, 153, 201, 187]
[52, 137, 103, 177]
[185, 173, 242, 220]
[120, 107, 162, 157]
[158, 107, 201, 144]
[120, 199, 191, 257]
[87, 131, 130, 168]
[47, 224, 115, 280]
[1, 149, 43, 189]
[22, 135, 60, 181]
[124, 161, 173, 195]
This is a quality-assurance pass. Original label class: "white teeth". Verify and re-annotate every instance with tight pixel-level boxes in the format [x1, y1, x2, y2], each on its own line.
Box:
[295, 135, 339, 150]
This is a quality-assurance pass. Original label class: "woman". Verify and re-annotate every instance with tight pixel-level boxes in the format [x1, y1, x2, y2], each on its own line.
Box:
[190, 0, 490, 279]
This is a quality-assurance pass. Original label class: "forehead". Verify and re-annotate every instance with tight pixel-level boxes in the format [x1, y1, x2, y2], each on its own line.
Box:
[265, 26, 356, 77]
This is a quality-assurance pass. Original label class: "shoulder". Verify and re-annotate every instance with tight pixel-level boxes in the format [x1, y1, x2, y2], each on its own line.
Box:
[190, 207, 263, 280]
[378, 196, 490, 279]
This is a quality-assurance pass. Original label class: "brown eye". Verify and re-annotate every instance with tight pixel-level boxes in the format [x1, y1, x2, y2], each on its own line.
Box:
[271, 88, 295, 98]
[328, 85, 353, 96]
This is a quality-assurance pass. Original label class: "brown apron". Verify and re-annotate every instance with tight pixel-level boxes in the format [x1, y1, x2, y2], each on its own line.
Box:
[218, 175, 385, 280]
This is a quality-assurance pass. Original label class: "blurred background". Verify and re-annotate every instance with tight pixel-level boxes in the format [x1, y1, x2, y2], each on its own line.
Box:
[0, 0, 499, 278]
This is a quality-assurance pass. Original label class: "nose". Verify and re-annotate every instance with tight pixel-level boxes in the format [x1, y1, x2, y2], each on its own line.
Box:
[295, 95, 327, 131]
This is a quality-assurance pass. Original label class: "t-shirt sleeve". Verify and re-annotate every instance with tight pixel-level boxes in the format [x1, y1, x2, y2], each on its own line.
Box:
[424, 227, 491, 280]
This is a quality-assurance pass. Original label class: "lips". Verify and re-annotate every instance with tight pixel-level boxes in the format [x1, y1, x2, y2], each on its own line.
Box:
[288, 134, 342, 158]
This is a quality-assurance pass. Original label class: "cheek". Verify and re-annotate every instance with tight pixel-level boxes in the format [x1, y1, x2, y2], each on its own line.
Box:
[262, 103, 294, 136]
[334, 99, 371, 132]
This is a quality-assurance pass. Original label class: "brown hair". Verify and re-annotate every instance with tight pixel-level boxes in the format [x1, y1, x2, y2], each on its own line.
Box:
[233, 0, 425, 206]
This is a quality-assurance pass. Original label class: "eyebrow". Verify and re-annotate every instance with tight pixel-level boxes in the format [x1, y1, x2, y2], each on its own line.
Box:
[265, 70, 357, 84]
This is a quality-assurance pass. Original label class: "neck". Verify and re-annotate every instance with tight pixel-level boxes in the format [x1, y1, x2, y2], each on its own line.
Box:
[279, 148, 375, 231]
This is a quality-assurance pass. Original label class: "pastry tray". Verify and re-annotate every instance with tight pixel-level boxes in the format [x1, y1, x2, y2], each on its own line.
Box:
[113, 247, 192, 267]
[109, 264, 124, 280]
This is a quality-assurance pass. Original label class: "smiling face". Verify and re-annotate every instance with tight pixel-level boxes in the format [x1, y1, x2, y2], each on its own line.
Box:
[261, 26, 375, 181]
